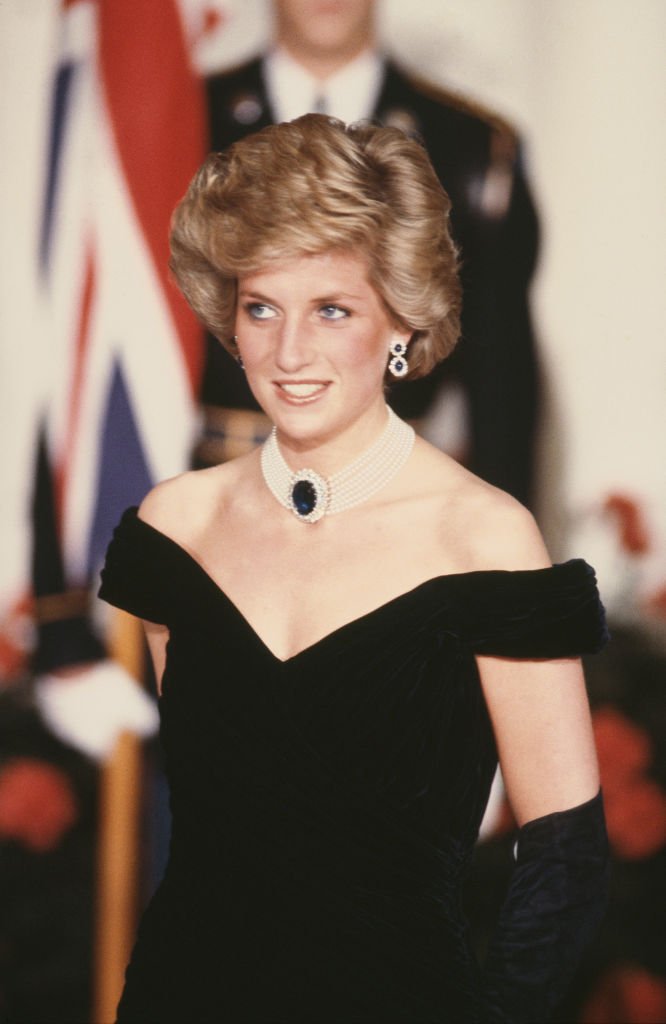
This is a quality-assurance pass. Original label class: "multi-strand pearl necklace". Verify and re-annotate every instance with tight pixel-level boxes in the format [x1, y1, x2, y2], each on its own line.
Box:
[260, 408, 415, 523]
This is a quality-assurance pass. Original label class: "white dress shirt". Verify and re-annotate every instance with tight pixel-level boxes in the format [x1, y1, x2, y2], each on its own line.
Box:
[263, 46, 384, 125]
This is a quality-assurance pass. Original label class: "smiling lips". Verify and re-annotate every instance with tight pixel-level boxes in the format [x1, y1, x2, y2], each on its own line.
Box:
[277, 382, 329, 402]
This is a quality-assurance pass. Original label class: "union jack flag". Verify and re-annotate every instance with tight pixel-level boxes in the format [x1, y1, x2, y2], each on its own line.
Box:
[37, 0, 205, 592]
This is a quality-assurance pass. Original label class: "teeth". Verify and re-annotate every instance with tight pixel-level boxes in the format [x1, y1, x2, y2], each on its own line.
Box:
[281, 383, 325, 397]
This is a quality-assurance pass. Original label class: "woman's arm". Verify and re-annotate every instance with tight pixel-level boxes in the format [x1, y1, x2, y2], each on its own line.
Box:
[136, 479, 186, 697]
[477, 653, 599, 825]
[475, 663, 608, 1024]
[143, 620, 169, 696]
[473, 490, 600, 823]
[469, 495, 609, 1023]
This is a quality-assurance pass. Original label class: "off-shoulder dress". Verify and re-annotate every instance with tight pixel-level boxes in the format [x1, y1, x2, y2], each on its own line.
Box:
[99, 506, 609, 1023]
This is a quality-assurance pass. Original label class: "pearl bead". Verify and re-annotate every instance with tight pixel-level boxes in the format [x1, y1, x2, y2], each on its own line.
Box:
[260, 408, 415, 523]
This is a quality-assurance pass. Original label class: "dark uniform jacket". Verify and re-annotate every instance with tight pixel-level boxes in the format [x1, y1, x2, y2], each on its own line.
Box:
[204, 56, 540, 505]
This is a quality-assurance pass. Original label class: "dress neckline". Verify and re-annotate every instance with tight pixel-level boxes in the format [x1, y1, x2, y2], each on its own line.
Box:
[124, 507, 577, 666]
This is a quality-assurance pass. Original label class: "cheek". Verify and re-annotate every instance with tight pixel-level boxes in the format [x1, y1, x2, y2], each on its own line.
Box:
[234, 328, 273, 368]
[342, 333, 389, 376]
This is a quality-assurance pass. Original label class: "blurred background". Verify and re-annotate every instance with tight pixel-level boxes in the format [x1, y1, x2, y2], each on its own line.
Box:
[1, 1, 664, 1021]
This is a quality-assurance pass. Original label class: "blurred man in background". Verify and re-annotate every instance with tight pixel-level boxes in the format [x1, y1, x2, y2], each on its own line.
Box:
[202, 0, 540, 506]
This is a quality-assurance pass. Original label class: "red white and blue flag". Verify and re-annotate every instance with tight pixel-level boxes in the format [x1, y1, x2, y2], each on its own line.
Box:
[38, 0, 205, 588]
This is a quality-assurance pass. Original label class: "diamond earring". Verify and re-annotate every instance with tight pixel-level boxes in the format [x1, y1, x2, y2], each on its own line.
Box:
[231, 336, 244, 370]
[388, 337, 409, 378]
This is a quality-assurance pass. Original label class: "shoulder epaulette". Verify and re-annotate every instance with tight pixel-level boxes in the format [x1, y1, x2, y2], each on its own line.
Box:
[398, 64, 520, 146]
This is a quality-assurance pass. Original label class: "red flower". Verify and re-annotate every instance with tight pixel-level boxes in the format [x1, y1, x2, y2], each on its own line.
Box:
[581, 964, 666, 1023]
[593, 707, 652, 793]
[0, 758, 78, 852]
[592, 708, 666, 859]
[603, 493, 651, 555]
[604, 777, 666, 860]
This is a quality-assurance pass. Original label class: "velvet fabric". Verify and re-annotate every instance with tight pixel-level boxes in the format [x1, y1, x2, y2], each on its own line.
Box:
[99, 507, 609, 1023]
[484, 791, 609, 1023]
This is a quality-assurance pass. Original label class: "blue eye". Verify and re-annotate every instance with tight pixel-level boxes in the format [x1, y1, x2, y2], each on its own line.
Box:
[246, 303, 276, 320]
[320, 305, 349, 320]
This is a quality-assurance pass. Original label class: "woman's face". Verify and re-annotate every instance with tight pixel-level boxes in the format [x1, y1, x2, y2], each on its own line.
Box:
[235, 250, 409, 453]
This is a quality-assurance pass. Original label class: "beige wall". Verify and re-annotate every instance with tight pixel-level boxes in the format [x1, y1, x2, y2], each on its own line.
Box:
[390, 2, 664, 602]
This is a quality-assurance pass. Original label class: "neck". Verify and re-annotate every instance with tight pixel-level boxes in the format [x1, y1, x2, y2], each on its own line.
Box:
[277, 40, 375, 83]
[275, 402, 390, 478]
[261, 405, 414, 523]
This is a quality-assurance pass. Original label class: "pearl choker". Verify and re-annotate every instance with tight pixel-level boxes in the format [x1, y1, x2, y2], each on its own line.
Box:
[260, 408, 415, 523]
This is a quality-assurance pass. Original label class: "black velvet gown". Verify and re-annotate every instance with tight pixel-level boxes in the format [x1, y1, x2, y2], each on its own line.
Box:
[99, 507, 608, 1023]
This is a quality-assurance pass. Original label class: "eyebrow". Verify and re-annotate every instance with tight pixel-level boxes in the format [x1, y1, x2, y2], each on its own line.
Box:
[238, 290, 367, 304]
[237, 290, 275, 304]
[316, 293, 366, 304]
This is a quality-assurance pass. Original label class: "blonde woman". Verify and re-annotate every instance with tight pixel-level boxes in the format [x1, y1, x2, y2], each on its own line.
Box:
[100, 115, 608, 1023]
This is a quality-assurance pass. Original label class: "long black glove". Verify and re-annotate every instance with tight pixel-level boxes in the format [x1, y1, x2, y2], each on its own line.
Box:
[482, 790, 610, 1023]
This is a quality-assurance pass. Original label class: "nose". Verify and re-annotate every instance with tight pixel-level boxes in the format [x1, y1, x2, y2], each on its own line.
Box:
[274, 319, 314, 373]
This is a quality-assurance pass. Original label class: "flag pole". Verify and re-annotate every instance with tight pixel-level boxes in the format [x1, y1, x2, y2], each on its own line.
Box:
[93, 610, 144, 1024]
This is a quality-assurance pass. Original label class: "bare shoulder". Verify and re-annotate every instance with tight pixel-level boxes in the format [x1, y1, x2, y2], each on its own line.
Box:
[138, 451, 257, 538]
[412, 439, 550, 573]
[461, 482, 550, 572]
[138, 470, 211, 535]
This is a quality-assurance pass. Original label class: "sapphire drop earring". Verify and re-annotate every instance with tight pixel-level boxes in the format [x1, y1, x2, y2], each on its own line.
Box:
[232, 336, 244, 370]
[388, 337, 408, 378]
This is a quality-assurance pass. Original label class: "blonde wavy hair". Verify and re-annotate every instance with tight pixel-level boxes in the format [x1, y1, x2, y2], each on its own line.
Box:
[170, 114, 461, 380]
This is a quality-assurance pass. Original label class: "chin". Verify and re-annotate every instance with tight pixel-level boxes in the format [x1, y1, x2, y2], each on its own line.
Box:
[274, 412, 338, 446]
[271, 404, 349, 448]
[255, 382, 334, 426]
